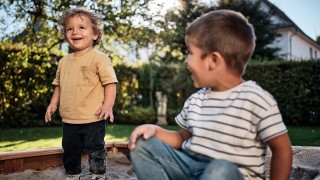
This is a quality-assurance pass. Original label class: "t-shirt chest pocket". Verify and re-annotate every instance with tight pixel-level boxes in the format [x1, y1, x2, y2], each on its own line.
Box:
[77, 66, 99, 86]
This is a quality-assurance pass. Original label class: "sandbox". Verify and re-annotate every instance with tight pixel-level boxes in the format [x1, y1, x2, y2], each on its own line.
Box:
[1, 143, 320, 179]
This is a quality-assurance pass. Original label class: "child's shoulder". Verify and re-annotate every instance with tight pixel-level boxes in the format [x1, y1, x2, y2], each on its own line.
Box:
[58, 54, 71, 63]
[91, 48, 109, 60]
[187, 88, 209, 101]
[241, 80, 271, 95]
[240, 80, 277, 106]
[189, 82, 277, 106]
[93, 48, 108, 56]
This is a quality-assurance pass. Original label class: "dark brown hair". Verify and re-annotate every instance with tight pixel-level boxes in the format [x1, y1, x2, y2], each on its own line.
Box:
[186, 9, 256, 75]
[58, 7, 103, 47]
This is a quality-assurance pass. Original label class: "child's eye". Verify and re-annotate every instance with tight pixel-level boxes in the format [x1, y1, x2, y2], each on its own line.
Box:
[80, 26, 85, 29]
[66, 28, 73, 31]
[185, 49, 192, 55]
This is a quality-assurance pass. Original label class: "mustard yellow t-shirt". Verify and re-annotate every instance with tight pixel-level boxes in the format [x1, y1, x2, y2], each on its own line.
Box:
[52, 48, 118, 124]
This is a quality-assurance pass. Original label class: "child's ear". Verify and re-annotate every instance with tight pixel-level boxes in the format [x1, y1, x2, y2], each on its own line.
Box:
[93, 34, 99, 41]
[208, 52, 223, 71]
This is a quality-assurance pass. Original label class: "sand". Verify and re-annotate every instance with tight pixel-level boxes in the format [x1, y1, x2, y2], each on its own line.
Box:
[0, 151, 137, 180]
[1, 146, 320, 180]
[265, 146, 320, 180]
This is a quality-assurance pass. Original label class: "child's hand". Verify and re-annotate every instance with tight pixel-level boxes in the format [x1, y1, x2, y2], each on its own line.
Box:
[95, 106, 114, 122]
[129, 124, 157, 150]
[45, 105, 56, 123]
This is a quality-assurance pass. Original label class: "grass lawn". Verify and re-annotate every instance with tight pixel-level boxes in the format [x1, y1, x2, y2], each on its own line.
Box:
[0, 124, 179, 152]
[0, 124, 319, 152]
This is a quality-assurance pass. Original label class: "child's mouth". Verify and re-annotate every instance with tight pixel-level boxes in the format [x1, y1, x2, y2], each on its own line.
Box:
[72, 37, 82, 42]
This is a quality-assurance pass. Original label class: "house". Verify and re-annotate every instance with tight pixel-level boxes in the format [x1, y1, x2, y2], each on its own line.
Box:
[258, 0, 320, 60]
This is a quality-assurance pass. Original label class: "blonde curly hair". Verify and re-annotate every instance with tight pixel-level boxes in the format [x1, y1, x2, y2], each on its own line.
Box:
[58, 7, 103, 47]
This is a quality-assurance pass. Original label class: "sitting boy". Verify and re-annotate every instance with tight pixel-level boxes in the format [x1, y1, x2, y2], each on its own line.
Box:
[129, 9, 292, 180]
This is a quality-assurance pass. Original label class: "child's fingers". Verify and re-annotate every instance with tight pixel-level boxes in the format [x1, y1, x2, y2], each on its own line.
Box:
[45, 112, 51, 123]
[143, 129, 155, 139]
[45, 106, 56, 123]
[107, 112, 114, 123]
[129, 132, 139, 150]
[128, 139, 136, 150]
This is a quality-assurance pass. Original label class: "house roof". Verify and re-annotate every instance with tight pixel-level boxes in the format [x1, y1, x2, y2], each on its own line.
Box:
[259, 0, 320, 50]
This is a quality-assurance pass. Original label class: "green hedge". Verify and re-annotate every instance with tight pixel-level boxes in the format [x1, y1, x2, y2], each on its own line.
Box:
[1, 41, 319, 127]
[0, 42, 61, 128]
[244, 60, 320, 125]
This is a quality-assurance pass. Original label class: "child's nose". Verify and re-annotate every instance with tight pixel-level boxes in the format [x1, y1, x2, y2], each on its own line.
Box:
[72, 28, 79, 34]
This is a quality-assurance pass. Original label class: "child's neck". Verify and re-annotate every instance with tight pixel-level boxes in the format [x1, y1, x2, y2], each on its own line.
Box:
[212, 77, 244, 92]
[74, 47, 93, 56]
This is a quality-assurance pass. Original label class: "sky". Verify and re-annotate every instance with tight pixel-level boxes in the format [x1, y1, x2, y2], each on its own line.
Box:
[268, 0, 319, 40]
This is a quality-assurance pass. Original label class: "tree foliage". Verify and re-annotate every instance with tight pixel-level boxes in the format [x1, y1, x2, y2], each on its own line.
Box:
[0, 41, 60, 127]
[213, 0, 280, 59]
[155, 0, 281, 61]
[156, 0, 207, 62]
[0, 0, 159, 63]
[316, 35, 320, 45]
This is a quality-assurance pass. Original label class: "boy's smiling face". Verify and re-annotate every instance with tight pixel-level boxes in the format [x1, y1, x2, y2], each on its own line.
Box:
[65, 14, 98, 53]
[185, 36, 244, 92]
[185, 37, 211, 88]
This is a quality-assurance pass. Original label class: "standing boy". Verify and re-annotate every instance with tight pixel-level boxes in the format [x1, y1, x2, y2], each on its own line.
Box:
[45, 7, 118, 180]
[129, 10, 292, 180]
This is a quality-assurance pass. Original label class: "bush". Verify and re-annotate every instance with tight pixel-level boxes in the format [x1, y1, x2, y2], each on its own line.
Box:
[0, 42, 61, 128]
[116, 106, 157, 125]
[244, 60, 320, 125]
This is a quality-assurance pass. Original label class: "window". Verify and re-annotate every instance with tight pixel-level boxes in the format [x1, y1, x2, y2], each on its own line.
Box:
[309, 47, 313, 59]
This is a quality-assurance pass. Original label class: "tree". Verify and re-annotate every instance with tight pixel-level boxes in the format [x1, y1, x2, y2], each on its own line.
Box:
[157, 0, 207, 62]
[214, 0, 281, 59]
[316, 35, 320, 45]
[155, 0, 281, 61]
[0, 0, 160, 63]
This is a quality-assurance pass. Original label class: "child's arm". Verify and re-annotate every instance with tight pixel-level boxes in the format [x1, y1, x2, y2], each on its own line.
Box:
[129, 124, 192, 150]
[267, 133, 293, 180]
[45, 86, 60, 123]
[95, 83, 117, 122]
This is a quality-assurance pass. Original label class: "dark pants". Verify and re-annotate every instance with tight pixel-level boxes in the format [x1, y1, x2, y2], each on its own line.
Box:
[62, 120, 106, 175]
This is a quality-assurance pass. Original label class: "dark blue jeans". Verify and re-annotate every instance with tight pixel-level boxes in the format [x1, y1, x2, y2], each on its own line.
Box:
[62, 120, 106, 175]
[130, 137, 244, 180]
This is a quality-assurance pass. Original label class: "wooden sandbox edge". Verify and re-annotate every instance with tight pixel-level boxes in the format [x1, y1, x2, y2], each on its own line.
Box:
[0, 141, 129, 174]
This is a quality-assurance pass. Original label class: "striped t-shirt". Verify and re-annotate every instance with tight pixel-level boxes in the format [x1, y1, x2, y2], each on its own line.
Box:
[175, 80, 287, 179]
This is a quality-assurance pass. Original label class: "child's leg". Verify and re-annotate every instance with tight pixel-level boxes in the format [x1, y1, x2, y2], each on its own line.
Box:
[130, 137, 209, 180]
[200, 159, 244, 180]
[62, 123, 83, 175]
[84, 120, 107, 175]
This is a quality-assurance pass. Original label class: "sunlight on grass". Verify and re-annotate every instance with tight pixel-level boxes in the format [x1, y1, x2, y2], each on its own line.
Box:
[105, 135, 128, 142]
[0, 125, 136, 152]
[0, 138, 62, 152]
[0, 125, 319, 152]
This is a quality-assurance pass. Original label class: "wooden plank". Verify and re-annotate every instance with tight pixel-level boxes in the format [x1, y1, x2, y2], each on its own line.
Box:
[0, 147, 63, 161]
[24, 153, 63, 171]
[114, 141, 129, 148]
[0, 142, 129, 174]
[4, 159, 24, 173]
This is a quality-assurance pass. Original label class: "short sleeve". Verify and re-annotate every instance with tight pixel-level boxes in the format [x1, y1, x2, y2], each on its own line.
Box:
[96, 54, 118, 85]
[175, 97, 192, 129]
[257, 105, 288, 142]
[52, 60, 62, 86]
